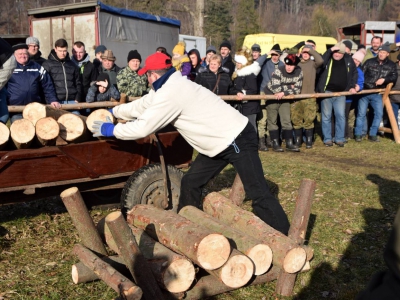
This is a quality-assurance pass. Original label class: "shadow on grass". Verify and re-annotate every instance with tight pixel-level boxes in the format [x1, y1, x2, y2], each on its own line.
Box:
[295, 173, 400, 299]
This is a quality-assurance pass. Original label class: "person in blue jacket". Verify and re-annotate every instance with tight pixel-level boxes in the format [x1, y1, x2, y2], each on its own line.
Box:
[7, 43, 60, 123]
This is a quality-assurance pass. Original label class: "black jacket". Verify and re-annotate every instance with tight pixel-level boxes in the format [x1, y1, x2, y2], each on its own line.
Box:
[188, 49, 202, 81]
[72, 54, 98, 98]
[195, 66, 231, 95]
[221, 55, 235, 78]
[0, 38, 13, 68]
[30, 50, 46, 66]
[362, 57, 398, 90]
[317, 49, 358, 93]
[42, 50, 82, 102]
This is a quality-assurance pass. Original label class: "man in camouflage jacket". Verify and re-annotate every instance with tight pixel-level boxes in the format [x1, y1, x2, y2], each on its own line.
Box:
[117, 50, 148, 97]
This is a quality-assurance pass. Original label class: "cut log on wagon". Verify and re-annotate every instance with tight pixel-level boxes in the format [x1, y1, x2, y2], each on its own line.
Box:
[57, 113, 88, 142]
[179, 206, 272, 275]
[72, 255, 129, 284]
[9, 119, 35, 149]
[0, 122, 10, 150]
[60, 187, 108, 256]
[203, 192, 306, 274]
[127, 204, 231, 270]
[86, 109, 115, 133]
[105, 211, 165, 300]
[97, 217, 196, 293]
[73, 244, 142, 300]
[35, 117, 60, 146]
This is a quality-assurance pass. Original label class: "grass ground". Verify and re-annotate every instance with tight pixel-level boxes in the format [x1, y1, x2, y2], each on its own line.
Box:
[1, 134, 400, 300]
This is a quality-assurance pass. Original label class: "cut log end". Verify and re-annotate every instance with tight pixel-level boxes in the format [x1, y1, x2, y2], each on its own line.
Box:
[36, 117, 60, 145]
[283, 247, 307, 273]
[10, 119, 35, 148]
[124, 285, 143, 300]
[105, 211, 122, 223]
[197, 233, 231, 270]
[60, 186, 79, 198]
[0, 122, 10, 149]
[58, 113, 86, 141]
[86, 109, 115, 132]
[22, 102, 46, 125]
[164, 258, 196, 293]
[246, 244, 273, 275]
[220, 254, 254, 288]
[71, 265, 79, 284]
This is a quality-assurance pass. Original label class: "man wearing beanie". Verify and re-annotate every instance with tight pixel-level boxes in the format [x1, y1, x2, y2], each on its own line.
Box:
[92, 52, 291, 235]
[355, 42, 397, 142]
[93, 45, 107, 69]
[26, 36, 46, 65]
[71, 41, 98, 100]
[219, 40, 235, 77]
[117, 50, 148, 97]
[201, 45, 216, 67]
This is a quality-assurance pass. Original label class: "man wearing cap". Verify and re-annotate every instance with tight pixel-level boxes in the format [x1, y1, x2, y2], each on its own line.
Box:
[363, 36, 383, 64]
[26, 36, 46, 65]
[355, 42, 397, 142]
[117, 50, 148, 97]
[92, 52, 290, 235]
[0, 38, 17, 124]
[42, 39, 82, 111]
[201, 45, 216, 67]
[71, 41, 98, 100]
[7, 43, 59, 123]
[317, 42, 358, 147]
[219, 41, 235, 77]
[98, 50, 121, 88]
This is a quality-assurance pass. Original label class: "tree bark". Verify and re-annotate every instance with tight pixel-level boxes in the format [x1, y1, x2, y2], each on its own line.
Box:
[203, 192, 306, 274]
[275, 179, 315, 296]
[105, 211, 165, 300]
[0, 122, 10, 150]
[60, 187, 108, 256]
[229, 173, 245, 206]
[57, 113, 88, 142]
[9, 118, 35, 149]
[86, 109, 115, 133]
[35, 117, 60, 146]
[179, 206, 272, 275]
[127, 204, 231, 270]
[73, 244, 142, 300]
[72, 255, 129, 284]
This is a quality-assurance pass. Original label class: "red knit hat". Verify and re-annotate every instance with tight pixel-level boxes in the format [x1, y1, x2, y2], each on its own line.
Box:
[138, 53, 172, 76]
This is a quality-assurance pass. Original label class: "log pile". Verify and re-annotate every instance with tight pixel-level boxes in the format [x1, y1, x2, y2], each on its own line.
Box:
[62, 178, 315, 299]
[0, 103, 116, 149]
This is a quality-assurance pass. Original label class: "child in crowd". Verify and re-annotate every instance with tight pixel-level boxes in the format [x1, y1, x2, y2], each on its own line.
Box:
[86, 73, 120, 103]
[171, 41, 191, 78]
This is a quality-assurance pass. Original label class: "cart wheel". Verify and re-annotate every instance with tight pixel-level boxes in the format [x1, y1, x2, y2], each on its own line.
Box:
[120, 164, 184, 216]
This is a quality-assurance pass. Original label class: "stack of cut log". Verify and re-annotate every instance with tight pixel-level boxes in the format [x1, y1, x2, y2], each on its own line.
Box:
[61, 185, 314, 300]
[0, 102, 115, 149]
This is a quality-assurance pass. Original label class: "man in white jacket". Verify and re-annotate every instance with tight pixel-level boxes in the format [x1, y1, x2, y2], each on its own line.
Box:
[93, 52, 290, 234]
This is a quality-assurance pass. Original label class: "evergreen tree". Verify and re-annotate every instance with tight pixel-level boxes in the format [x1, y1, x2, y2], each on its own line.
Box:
[203, 0, 232, 49]
[235, 0, 260, 48]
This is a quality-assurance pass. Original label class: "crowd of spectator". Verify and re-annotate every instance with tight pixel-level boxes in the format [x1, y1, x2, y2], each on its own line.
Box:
[0, 35, 399, 151]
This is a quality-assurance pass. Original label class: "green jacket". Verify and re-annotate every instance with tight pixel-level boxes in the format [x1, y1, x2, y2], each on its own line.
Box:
[117, 67, 149, 97]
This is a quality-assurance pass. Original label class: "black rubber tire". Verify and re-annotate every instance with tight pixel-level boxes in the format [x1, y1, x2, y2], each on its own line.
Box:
[120, 164, 184, 216]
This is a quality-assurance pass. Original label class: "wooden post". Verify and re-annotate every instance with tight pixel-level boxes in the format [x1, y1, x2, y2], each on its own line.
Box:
[381, 83, 400, 144]
[105, 211, 165, 300]
[73, 244, 142, 300]
[229, 174, 245, 206]
[275, 179, 316, 296]
[60, 187, 108, 256]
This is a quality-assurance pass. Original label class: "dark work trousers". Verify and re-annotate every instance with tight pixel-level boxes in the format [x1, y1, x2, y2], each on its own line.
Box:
[178, 122, 290, 235]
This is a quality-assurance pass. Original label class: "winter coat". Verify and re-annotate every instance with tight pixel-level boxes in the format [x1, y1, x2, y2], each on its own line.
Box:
[346, 67, 364, 103]
[7, 60, 58, 106]
[267, 65, 303, 96]
[0, 38, 13, 69]
[97, 64, 122, 88]
[71, 53, 98, 98]
[117, 66, 149, 97]
[230, 62, 262, 115]
[86, 83, 120, 102]
[195, 66, 231, 95]
[362, 57, 397, 90]
[42, 50, 82, 102]
[362, 48, 378, 64]
[298, 49, 324, 94]
[29, 50, 46, 66]
[257, 55, 284, 92]
[188, 49, 202, 81]
[390, 64, 400, 104]
[316, 49, 358, 93]
[221, 55, 235, 78]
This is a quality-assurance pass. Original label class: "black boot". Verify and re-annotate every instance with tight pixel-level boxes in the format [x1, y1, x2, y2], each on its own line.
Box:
[305, 129, 314, 149]
[258, 136, 268, 151]
[294, 128, 303, 148]
[269, 130, 283, 152]
[283, 130, 300, 152]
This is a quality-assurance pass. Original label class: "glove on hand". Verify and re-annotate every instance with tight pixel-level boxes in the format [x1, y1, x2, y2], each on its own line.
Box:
[92, 116, 115, 138]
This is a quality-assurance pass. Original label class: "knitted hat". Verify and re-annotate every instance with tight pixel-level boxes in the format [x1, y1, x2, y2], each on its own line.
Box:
[97, 72, 110, 82]
[301, 44, 313, 53]
[270, 44, 282, 54]
[95, 45, 107, 55]
[379, 42, 390, 53]
[173, 41, 186, 56]
[234, 46, 253, 66]
[127, 50, 141, 63]
[306, 39, 316, 46]
[357, 44, 366, 50]
[26, 36, 40, 47]
[12, 43, 28, 52]
[206, 45, 217, 54]
[101, 50, 116, 61]
[352, 48, 366, 63]
[334, 42, 346, 54]
[220, 40, 232, 50]
[343, 40, 353, 51]
[137, 52, 172, 76]
[284, 54, 300, 66]
[251, 44, 261, 52]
